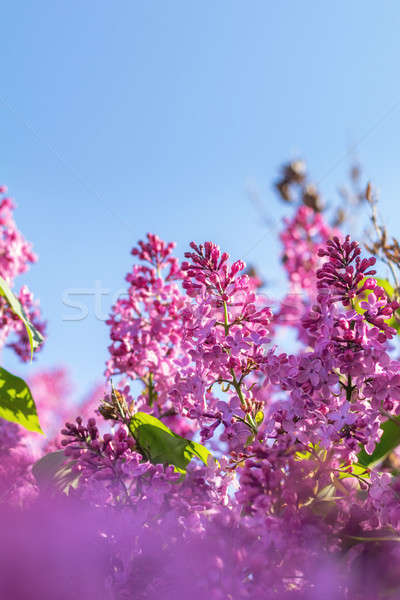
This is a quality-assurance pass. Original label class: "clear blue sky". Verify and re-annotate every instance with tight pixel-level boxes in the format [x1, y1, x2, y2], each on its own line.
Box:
[1, 1, 400, 396]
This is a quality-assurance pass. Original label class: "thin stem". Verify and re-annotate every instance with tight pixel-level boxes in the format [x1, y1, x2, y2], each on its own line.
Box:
[148, 372, 155, 408]
[230, 368, 246, 408]
[346, 374, 353, 402]
[346, 534, 400, 543]
[370, 200, 400, 288]
[379, 407, 400, 426]
[223, 300, 229, 336]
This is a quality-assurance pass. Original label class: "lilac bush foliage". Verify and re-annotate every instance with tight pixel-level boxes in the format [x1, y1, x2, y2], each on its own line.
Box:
[2, 169, 400, 598]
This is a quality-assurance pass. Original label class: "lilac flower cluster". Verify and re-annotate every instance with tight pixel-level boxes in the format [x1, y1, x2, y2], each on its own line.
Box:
[4, 183, 400, 597]
[0, 186, 46, 361]
[98, 222, 400, 597]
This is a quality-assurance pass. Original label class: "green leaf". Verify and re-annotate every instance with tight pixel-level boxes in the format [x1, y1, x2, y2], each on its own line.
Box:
[374, 279, 400, 330]
[32, 450, 80, 494]
[375, 278, 395, 297]
[355, 277, 400, 332]
[295, 449, 312, 461]
[358, 417, 400, 468]
[0, 367, 42, 433]
[337, 463, 370, 480]
[129, 412, 213, 473]
[0, 275, 44, 359]
[255, 410, 264, 426]
[295, 442, 326, 462]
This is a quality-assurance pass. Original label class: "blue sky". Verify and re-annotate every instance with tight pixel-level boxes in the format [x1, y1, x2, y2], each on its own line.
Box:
[1, 1, 400, 396]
